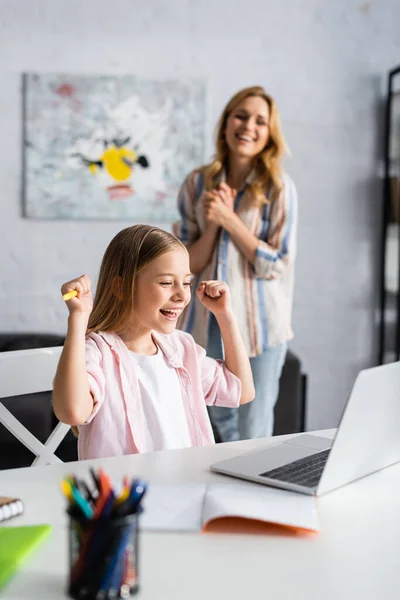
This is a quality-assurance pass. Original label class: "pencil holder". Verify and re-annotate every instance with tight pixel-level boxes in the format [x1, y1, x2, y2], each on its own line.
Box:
[67, 512, 141, 599]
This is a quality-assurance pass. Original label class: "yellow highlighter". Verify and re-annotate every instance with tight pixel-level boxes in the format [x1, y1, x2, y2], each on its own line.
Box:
[62, 290, 78, 301]
[115, 485, 130, 507]
[60, 479, 74, 502]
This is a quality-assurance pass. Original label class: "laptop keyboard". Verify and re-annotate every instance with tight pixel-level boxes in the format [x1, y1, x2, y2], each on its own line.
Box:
[259, 449, 331, 488]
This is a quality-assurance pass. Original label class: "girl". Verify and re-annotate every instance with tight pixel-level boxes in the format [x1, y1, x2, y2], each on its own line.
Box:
[53, 225, 255, 460]
[174, 86, 298, 442]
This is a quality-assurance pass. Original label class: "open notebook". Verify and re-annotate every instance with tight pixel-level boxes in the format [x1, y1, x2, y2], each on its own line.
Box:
[141, 482, 319, 535]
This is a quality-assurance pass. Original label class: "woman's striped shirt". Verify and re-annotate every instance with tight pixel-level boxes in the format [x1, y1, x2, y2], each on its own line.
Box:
[173, 169, 298, 357]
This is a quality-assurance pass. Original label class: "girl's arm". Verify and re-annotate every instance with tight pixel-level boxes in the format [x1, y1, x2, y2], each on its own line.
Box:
[52, 275, 94, 425]
[197, 281, 255, 405]
[216, 312, 254, 405]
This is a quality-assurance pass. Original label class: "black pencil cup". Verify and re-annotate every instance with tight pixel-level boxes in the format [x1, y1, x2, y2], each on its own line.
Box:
[67, 512, 141, 599]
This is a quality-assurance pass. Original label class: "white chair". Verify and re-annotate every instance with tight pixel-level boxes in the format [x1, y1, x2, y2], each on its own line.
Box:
[0, 347, 71, 466]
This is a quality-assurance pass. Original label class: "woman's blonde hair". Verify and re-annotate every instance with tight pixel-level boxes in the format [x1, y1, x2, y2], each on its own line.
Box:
[87, 224, 186, 334]
[203, 86, 289, 205]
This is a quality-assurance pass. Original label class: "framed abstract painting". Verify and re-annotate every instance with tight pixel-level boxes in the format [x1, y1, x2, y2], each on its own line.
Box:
[22, 73, 206, 221]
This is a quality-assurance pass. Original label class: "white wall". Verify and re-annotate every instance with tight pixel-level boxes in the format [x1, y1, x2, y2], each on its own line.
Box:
[0, 0, 399, 429]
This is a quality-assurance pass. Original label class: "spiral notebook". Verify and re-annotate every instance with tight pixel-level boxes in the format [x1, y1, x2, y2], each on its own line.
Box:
[0, 496, 24, 523]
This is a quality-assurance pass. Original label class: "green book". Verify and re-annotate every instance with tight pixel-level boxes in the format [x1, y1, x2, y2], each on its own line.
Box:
[0, 524, 52, 590]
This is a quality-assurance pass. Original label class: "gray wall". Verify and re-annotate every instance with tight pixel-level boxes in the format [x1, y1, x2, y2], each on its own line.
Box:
[0, 0, 399, 429]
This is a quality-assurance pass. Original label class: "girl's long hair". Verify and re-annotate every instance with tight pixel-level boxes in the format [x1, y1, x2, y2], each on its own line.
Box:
[203, 86, 289, 205]
[87, 225, 185, 334]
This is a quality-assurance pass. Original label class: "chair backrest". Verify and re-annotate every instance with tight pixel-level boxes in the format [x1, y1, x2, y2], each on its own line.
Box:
[0, 347, 71, 467]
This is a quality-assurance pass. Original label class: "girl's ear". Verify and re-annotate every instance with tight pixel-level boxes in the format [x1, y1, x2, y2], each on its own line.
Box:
[111, 276, 124, 300]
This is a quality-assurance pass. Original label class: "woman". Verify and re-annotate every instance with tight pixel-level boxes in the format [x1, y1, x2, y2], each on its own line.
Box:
[174, 86, 297, 442]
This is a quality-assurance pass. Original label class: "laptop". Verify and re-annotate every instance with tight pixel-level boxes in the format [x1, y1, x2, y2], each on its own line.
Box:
[211, 361, 400, 496]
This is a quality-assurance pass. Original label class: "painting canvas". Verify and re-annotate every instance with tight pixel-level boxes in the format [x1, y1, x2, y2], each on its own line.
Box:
[23, 73, 206, 221]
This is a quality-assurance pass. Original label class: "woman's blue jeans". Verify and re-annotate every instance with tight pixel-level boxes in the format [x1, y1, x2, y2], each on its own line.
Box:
[207, 314, 287, 442]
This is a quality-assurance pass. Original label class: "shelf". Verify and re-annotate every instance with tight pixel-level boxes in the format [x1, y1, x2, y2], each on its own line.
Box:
[379, 64, 400, 364]
[385, 223, 399, 293]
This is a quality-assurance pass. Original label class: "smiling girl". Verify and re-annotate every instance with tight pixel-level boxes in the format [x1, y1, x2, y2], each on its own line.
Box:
[174, 86, 298, 442]
[52, 225, 254, 460]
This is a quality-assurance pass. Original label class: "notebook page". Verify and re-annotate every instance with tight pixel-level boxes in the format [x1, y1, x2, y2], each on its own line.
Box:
[202, 483, 319, 533]
[140, 483, 205, 532]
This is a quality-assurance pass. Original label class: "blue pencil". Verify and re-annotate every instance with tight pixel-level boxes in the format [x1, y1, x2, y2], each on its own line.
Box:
[116, 480, 147, 517]
[98, 522, 135, 596]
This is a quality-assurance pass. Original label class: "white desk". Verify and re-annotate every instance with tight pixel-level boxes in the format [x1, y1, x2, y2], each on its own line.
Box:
[1, 430, 399, 600]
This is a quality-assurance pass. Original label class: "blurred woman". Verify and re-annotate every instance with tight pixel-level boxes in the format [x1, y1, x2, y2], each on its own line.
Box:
[174, 86, 298, 441]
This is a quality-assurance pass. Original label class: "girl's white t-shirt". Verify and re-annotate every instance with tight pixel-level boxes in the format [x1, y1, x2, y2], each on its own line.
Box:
[129, 347, 192, 452]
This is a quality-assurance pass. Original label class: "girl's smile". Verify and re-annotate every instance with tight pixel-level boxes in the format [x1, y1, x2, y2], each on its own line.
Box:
[159, 307, 184, 321]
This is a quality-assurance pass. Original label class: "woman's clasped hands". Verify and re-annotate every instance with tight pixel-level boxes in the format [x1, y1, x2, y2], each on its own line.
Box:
[202, 183, 237, 228]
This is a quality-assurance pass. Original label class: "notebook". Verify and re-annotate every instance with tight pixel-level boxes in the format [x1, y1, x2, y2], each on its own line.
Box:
[141, 482, 319, 535]
[0, 496, 24, 523]
[0, 525, 52, 590]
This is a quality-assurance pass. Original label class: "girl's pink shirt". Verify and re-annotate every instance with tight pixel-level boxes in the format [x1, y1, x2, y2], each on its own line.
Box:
[78, 329, 241, 460]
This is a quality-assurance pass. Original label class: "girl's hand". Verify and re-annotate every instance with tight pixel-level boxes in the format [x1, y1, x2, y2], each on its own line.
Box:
[61, 274, 93, 316]
[196, 280, 233, 317]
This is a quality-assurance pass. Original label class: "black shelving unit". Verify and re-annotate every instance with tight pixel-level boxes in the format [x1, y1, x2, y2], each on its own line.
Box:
[378, 64, 400, 364]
